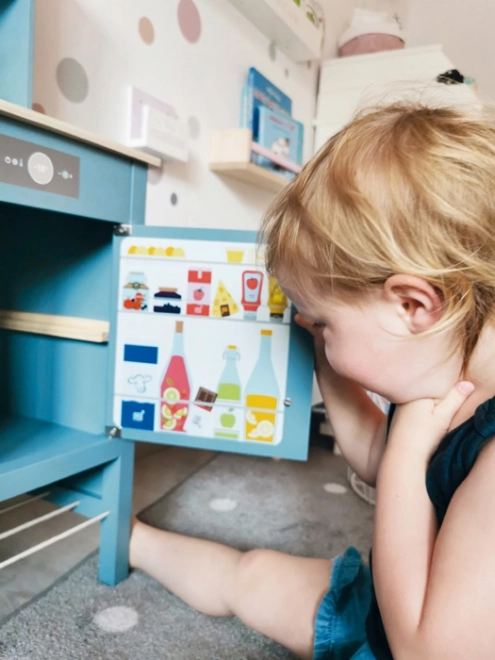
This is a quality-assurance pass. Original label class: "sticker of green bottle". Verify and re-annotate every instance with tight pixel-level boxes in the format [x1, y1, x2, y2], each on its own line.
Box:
[214, 345, 242, 440]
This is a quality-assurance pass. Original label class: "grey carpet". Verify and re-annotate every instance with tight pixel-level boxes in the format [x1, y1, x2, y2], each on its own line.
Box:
[0, 449, 374, 660]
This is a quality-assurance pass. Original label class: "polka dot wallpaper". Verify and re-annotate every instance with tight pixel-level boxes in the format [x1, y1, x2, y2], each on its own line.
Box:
[56, 57, 89, 103]
[32, 0, 319, 230]
[138, 16, 155, 45]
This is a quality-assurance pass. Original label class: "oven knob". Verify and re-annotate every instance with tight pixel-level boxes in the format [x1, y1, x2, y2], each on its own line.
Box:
[28, 152, 54, 185]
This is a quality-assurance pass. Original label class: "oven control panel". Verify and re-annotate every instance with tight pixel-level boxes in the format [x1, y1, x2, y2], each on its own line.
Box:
[0, 134, 80, 198]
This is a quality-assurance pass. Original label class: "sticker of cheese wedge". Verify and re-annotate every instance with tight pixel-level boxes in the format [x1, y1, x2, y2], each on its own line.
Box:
[211, 280, 240, 318]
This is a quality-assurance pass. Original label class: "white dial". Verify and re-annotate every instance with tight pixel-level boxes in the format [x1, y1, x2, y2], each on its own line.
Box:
[28, 151, 54, 185]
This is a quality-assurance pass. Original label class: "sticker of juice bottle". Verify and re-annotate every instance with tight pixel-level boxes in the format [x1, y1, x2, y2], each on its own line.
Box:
[214, 345, 242, 439]
[244, 329, 279, 443]
[268, 276, 288, 322]
[160, 321, 191, 432]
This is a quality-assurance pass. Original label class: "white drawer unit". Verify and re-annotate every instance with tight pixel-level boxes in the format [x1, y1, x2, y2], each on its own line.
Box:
[314, 45, 478, 153]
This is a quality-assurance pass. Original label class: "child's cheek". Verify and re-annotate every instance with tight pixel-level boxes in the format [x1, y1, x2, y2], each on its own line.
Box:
[325, 345, 372, 385]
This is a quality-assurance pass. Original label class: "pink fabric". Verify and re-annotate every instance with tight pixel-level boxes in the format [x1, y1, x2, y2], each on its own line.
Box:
[339, 33, 404, 57]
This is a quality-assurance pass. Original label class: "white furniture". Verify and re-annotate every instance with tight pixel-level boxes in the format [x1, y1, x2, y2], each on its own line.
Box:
[226, 0, 324, 62]
[314, 45, 477, 152]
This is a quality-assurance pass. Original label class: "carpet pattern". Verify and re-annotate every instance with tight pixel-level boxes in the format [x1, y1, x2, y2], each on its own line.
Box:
[0, 449, 374, 659]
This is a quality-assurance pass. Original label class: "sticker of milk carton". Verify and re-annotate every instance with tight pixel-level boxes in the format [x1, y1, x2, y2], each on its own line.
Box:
[186, 269, 212, 316]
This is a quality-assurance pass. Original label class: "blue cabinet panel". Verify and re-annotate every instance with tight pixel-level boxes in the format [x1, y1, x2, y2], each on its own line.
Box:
[0, 203, 114, 320]
[0, 0, 35, 107]
[0, 117, 146, 224]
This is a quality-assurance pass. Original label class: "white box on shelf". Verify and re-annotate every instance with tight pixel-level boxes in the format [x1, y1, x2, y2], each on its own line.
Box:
[127, 86, 188, 162]
[128, 105, 188, 162]
[227, 0, 323, 62]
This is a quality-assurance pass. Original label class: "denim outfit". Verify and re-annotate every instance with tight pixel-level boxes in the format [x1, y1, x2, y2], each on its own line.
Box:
[313, 396, 495, 659]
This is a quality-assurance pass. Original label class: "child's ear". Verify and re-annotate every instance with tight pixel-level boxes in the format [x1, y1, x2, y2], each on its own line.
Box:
[383, 274, 444, 334]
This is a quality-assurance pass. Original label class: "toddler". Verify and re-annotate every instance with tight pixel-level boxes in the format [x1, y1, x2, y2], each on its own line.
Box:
[130, 100, 495, 659]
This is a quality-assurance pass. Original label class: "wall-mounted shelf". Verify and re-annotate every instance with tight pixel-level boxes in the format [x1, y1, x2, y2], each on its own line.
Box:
[209, 129, 301, 193]
[227, 0, 323, 62]
[0, 310, 109, 343]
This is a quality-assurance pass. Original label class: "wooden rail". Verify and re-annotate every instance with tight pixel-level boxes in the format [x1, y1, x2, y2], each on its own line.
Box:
[0, 310, 109, 343]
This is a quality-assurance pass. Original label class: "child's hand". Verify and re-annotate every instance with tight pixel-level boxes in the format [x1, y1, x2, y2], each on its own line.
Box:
[389, 381, 475, 461]
[294, 313, 326, 356]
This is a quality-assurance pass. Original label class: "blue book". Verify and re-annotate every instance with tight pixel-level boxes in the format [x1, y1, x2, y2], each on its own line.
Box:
[243, 68, 292, 140]
[254, 106, 303, 180]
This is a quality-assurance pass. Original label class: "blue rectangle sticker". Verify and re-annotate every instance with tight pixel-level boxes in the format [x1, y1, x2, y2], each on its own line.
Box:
[124, 344, 158, 364]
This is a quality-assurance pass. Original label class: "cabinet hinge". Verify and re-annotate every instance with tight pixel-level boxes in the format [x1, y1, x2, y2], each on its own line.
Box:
[105, 426, 122, 438]
[114, 224, 132, 236]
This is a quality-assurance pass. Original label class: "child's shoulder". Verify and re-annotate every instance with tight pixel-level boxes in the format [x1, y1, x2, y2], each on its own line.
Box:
[426, 395, 495, 525]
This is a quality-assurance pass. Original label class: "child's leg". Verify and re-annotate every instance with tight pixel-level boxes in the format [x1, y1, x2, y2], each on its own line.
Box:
[130, 519, 332, 660]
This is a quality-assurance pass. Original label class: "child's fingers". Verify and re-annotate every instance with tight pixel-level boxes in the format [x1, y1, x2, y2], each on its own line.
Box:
[294, 313, 327, 357]
[294, 313, 316, 334]
[434, 381, 475, 424]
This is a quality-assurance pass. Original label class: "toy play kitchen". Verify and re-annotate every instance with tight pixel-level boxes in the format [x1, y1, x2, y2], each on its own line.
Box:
[0, 0, 313, 585]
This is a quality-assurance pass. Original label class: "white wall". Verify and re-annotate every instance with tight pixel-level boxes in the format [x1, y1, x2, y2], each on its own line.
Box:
[405, 0, 494, 99]
[32, 0, 319, 230]
[317, 0, 495, 100]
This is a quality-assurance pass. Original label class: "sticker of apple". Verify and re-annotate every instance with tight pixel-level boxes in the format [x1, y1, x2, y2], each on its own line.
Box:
[220, 408, 236, 428]
[193, 287, 205, 301]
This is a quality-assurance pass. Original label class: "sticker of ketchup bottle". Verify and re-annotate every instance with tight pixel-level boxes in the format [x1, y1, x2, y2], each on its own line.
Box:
[160, 321, 191, 432]
[241, 271, 263, 320]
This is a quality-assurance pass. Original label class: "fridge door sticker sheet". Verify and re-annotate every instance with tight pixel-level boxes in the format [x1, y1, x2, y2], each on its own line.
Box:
[113, 237, 291, 445]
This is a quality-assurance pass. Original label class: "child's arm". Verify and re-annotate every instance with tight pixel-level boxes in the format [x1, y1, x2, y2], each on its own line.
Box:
[297, 314, 386, 486]
[372, 382, 495, 659]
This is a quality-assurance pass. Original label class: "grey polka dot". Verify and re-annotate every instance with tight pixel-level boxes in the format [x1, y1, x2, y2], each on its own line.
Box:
[307, 61, 312, 70]
[268, 42, 277, 61]
[56, 58, 89, 103]
[285, 68, 289, 78]
[170, 193, 178, 205]
[187, 116, 200, 140]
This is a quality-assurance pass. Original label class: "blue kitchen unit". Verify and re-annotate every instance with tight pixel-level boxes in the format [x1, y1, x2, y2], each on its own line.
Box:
[0, 100, 160, 585]
[0, 102, 314, 584]
[0, 0, 314, 586]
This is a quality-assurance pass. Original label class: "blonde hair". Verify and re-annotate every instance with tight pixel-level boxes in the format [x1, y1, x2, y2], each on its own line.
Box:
[262, 101, 495, 367]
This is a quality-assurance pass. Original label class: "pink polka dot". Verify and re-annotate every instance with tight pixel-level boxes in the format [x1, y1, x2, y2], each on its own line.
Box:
[32, 103, 46, 114]
[148, 166, 163, 185]
[178, 0, 201, 44]
[139, 17, 155, 45]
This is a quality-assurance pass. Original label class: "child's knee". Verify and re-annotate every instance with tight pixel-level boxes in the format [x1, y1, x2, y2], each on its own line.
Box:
[234, 548, 279, 596]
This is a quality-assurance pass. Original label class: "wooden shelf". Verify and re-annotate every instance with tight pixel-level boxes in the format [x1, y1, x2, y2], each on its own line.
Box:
[209, 129, 300, 193]
[0, 100, 161, 168]
[210, 160, 290, 192]
[227, 0, 323, 62]
[0, 310, 109, 343]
